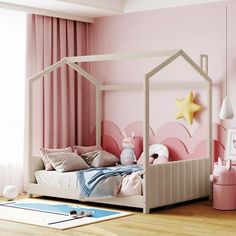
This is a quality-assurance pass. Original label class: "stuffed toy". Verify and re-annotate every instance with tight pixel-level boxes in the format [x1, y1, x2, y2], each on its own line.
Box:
[137, 144, 169, 165]
[120, 131, 137, 165]
[2, 185, 18, 200]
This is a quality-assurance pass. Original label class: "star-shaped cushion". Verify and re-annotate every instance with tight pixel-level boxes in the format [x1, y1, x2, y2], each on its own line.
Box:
[176, 91, 202, 125]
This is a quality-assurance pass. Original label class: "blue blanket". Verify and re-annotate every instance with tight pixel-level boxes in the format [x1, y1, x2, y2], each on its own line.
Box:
[76, 165, 142, 199]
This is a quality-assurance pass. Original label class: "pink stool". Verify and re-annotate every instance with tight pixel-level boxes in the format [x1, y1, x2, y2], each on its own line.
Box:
[210, 159, 236, 210]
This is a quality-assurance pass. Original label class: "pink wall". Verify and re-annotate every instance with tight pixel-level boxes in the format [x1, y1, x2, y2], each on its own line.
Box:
[88, 1, 236, 159]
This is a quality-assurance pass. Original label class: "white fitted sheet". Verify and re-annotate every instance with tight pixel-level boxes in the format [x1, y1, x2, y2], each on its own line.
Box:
[35, 170, 79, 189]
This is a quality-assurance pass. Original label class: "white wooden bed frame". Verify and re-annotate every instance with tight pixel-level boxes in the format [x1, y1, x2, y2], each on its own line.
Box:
[27, 49, 212, 213]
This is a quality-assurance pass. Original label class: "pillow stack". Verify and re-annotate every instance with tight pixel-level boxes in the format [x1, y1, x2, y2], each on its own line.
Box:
[40, 145, 119, 172]
[40, 147, 73, 171]
[40, 147, 89, 172]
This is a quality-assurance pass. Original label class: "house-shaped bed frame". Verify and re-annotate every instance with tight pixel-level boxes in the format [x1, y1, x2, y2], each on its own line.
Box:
[27, 49, 212, 213]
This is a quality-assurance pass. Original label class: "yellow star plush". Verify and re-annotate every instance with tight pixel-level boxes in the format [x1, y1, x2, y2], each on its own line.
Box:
[176, 91, 202, 125]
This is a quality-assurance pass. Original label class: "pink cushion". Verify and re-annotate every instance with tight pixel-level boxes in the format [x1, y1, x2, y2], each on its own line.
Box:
[117, 172, 142, 197]
[74, 145, 102, 155]
[40, 147, 73, 170]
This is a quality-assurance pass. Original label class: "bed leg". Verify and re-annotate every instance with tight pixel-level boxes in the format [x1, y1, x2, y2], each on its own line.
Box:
[143, 206, 150, 214]
[28, 193, 33, 198]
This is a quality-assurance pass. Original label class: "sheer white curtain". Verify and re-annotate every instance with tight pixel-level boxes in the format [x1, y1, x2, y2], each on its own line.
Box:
[0, 9, 26, 195]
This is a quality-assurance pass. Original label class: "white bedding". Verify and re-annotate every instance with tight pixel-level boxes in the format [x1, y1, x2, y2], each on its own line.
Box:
[35, 166, 143, 199]
[35, 170, 79, 189]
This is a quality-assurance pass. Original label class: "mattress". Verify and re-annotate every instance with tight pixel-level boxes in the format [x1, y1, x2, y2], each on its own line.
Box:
[35, 170, 78, 189]
[35, 166, 143, 199]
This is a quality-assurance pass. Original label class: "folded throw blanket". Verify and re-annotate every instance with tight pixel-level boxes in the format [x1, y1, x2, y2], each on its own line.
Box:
[77, 165, 143, 199]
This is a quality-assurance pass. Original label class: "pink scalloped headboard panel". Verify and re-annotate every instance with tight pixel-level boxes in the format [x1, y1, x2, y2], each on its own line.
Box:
[151, 122, 226, 154]
[102, 135, 121, 158]
[133, 136, 143, 159]
[90, 121, 226, 160]
[102, 121, 123, 150]
[161, 138, 225, 161]
[161, 138, 189, 161]
[161, 138, 207, 160]
[125, 121, 155, 138]
[150, 122, 191, 146]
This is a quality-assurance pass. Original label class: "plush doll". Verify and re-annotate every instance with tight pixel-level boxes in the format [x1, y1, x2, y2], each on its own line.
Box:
[120, 131, 137, 165]
[137, 144, 169, 165]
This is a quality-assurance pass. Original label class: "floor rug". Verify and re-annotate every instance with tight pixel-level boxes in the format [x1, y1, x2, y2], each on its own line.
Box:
[0, 199, 132, 229]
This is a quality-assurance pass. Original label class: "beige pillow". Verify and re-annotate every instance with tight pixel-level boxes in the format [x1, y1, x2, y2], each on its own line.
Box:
[40, 147, 73, 171]
[81, 150, 119, 167]
[47, 153, 90, 172]
[74, 145, 102, 155]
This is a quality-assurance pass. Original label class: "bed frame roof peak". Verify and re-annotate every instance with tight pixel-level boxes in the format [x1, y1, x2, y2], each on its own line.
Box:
[29, 49, 212, 85]
[66, 49, 180, 63]
[145, 49, 212, 83]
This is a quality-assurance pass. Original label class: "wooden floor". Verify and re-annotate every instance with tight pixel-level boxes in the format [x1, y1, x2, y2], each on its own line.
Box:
[1, 196, 236, 236]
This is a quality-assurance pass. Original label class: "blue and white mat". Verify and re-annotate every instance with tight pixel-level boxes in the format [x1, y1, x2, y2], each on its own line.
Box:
[0, 199, 132, 229]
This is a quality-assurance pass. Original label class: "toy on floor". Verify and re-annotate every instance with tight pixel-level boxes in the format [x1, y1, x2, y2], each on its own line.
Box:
[210, 158, 236, 210]
[69, 210, 92, 218]
[2, 185, 18, 200]
[120, 131, 137, 165]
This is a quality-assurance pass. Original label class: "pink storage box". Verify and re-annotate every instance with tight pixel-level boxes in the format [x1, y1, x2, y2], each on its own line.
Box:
[210, 159, 236, 210]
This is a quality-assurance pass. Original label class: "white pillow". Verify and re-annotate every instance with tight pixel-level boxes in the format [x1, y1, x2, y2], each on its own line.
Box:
[40, 147, 73, 171]
[47, 153, 90, 172]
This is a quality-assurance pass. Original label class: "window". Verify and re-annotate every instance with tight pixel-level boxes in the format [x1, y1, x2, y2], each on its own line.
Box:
[0, 8, 26, 194]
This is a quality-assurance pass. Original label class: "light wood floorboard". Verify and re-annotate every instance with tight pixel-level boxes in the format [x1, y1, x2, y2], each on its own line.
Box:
[0, 195, 236, 236]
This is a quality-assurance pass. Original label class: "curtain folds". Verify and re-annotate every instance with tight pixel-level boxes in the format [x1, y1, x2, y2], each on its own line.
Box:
[26, 15, 90, 155]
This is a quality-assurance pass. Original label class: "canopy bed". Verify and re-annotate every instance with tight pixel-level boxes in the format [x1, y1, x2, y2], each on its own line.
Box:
[27, 49, 212, 213]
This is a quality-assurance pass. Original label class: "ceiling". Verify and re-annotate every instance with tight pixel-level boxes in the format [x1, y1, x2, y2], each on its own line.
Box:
[0, 0, 225, 23]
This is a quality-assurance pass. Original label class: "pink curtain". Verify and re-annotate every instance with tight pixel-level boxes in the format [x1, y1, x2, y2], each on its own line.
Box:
[26, 15, 91, 155]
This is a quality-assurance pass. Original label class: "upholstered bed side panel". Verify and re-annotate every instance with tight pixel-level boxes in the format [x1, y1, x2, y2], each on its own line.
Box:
[29, 156, 44, 183]
[149, 158, 210, 209]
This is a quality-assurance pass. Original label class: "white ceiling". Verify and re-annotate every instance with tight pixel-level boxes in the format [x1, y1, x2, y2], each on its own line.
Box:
[0, 0, 225, 23]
